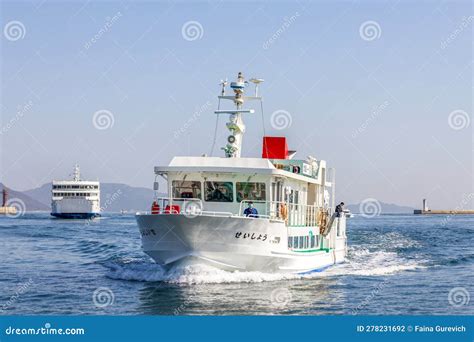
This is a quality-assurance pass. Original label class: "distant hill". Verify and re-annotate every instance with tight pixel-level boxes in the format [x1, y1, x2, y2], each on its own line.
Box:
[0, 183, 49, 211]
[346, 201, 415, 214]
[100, 183, 158, 212]
[21, 183, 160, 212]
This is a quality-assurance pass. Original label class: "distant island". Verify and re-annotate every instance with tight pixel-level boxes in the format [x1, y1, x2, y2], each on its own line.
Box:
[346, 202, 415, 214]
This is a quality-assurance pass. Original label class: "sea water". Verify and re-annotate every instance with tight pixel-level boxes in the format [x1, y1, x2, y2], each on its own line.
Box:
[0, 213, 472, 315]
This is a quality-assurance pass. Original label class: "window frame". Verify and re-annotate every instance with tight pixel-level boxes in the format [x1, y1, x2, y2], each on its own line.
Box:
[236, 182, 267, 203]
[172, 180, 203, 200]
[204, 181, 234, 202]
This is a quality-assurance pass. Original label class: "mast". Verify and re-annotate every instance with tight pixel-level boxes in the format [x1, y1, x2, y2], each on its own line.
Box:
[73, 164, 81, 181]
[215, 72, 263, 158]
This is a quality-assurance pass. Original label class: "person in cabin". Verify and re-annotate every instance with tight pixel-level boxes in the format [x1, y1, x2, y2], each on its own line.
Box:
[335, 202, 345, 217]
[243, 202, 259, 218]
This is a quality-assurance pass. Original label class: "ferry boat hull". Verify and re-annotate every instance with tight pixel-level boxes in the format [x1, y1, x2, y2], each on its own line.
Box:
[51, 212, 100, 219]
[136, 213, 346, 274]
[51, 197, 100, 219]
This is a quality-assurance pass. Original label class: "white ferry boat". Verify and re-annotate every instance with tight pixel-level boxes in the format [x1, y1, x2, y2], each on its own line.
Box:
[51, 165, 100, 219]
[136, 73, 347, 274]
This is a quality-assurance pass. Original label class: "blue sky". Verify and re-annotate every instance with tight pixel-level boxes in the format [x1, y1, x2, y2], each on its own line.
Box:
[1, 0, 472, 209]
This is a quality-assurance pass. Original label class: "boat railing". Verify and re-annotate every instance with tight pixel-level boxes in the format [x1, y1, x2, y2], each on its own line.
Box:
[139, 197, 328, 226]
[140, 197, 234, 217]
[238, 200, 324, 227]
[152, 197, 203, 215]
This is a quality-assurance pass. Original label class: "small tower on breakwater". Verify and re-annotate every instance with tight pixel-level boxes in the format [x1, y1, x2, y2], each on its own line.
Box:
[0, 187, 18, 215]
[414, 198, 474, 215]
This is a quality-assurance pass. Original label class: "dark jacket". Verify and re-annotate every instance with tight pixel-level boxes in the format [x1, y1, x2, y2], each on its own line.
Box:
[243, 207, 259, 218]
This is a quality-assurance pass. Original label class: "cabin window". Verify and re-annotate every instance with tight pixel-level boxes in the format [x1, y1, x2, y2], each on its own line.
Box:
[288, 237, 293, 248]
[293, 236, 298, 248]
[299, 236, 304, 249]
[304, 236, 309, 249]
[204, 182, 234, 202]
[172, 181, 202, 199]
[236, 182, 266, 202]
[310, 235, 315, 248]
[285, 189, 299, 204]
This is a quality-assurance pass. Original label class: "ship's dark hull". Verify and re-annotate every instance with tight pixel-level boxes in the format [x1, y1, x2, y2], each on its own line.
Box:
[51, 212, 100, 219]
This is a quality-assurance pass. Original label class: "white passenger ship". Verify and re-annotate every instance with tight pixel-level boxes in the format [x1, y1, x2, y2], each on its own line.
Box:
[51, 165, 100, 219]
[136, 73, 347, 274]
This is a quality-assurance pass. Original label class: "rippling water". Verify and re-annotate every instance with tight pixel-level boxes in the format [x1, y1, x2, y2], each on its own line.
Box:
[0, 213, 472, 315]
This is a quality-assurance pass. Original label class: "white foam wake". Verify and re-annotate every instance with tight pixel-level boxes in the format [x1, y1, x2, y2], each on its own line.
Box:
[106, 262, 302, 284]
[322, 247, 426, 277]
[106, 252, 424, 284]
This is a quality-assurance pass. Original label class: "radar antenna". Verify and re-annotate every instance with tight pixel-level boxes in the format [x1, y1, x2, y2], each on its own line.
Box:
[72, 164, 81, 182]
[214, 72, 263, 158]
[219, 78, 228, 96]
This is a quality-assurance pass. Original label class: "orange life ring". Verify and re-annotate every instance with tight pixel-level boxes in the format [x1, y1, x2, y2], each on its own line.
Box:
[319, 210, 328, 234]
[280, 203, 288, 221]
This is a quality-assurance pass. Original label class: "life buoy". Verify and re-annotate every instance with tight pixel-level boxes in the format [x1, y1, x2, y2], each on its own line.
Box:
[280, 203, 288, 221]
[319, 210, 328, 234]
[151, 201, 160, 215]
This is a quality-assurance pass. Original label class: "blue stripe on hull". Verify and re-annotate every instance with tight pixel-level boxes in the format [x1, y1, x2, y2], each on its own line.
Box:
[51, 213, 100, 219]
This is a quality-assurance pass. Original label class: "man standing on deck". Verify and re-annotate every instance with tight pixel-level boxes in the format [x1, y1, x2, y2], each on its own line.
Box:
[335, 202, 345, 217]
[243, 202, 259, 218]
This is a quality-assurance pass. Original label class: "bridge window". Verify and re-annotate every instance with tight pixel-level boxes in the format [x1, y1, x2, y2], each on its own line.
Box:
[236, 182, 266, 202]
[172, 181, 202, 199]
[285, 189, 299, 204]
[204, 182, 233, 202]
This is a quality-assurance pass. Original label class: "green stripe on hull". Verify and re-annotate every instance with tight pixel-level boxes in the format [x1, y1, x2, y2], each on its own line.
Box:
[292, 248, 331, 253]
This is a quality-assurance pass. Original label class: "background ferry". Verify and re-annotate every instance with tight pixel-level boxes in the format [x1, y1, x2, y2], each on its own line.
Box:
[51, 165, 100, 219]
